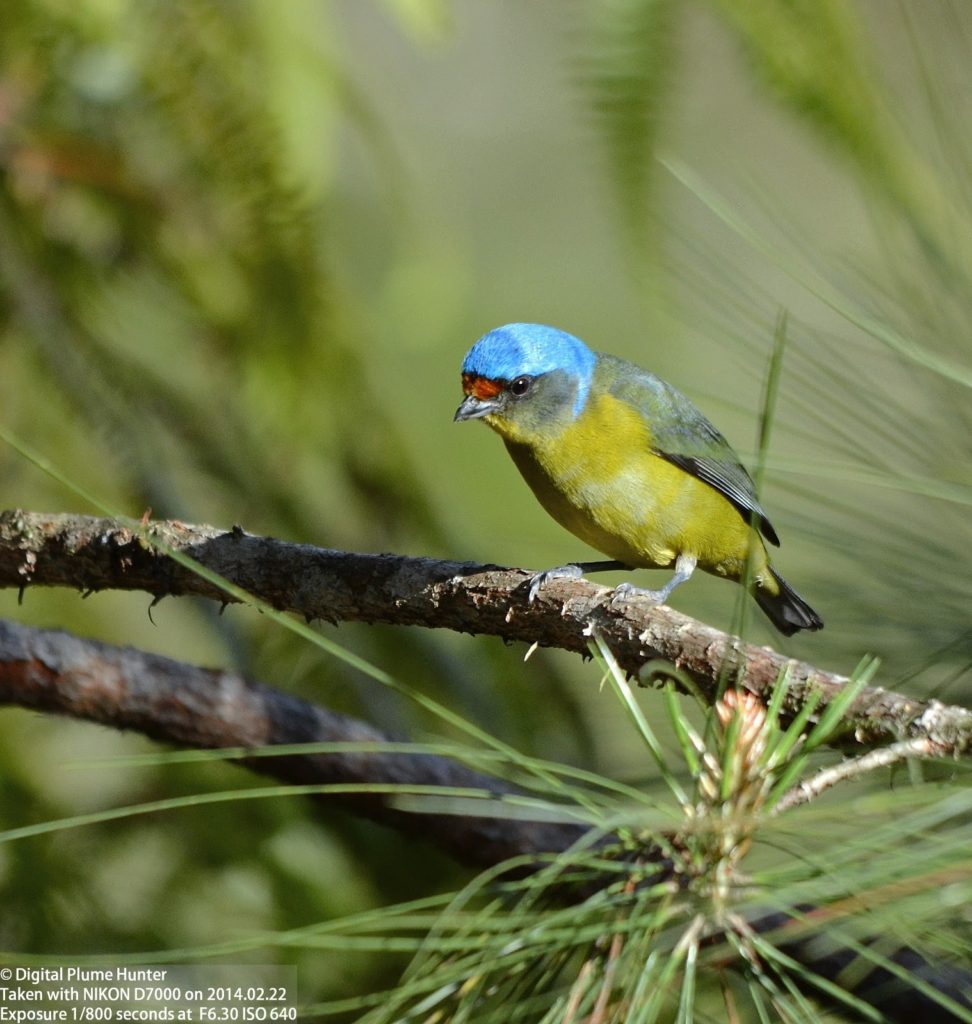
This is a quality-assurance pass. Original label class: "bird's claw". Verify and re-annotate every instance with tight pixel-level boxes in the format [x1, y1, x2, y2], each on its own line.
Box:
[608, 582, 666, 608]
[527, 564, 585, 603]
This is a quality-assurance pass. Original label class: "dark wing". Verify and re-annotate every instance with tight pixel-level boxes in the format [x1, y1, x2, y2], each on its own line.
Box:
[602, 356, 780, 547]
[662, 449, 780, 546]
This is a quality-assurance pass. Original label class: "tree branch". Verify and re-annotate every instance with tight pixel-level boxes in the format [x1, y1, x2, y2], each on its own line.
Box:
[2, 510, 970, 755]
[774, 738, 936, 813]
[0, 617, 593, 869]
[2, 615, 969, 1023]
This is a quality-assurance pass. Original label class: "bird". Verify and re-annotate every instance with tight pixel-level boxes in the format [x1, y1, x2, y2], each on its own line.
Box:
[453, 322, 822, 635]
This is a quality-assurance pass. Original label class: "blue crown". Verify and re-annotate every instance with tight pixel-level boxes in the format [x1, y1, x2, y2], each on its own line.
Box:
[461, 323, 596, 415]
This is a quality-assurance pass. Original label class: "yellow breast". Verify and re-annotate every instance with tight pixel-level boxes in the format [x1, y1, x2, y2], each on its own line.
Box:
[488, 392, 766, 580]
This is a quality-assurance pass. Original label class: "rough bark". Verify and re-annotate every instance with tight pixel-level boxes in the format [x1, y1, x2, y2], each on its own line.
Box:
[1, 510, 970, 756]
[0, 617, 593, 869]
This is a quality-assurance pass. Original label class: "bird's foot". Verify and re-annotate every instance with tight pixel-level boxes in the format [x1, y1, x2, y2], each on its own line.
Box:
[527, 564, 586, 603]
[608, 555, 698, 609]
[608, 582, 668, 608]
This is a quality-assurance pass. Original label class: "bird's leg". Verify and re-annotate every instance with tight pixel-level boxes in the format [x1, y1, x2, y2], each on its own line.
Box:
[610, 552, 698, 606]
[569, 560, 630, 574]
[526, 560, 629, 602]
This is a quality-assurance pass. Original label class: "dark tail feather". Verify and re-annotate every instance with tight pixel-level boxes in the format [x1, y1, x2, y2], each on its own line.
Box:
[754, 569, 823, 636]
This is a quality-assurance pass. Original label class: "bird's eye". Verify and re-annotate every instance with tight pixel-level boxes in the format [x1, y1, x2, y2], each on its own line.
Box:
[509, 376, 532, 397]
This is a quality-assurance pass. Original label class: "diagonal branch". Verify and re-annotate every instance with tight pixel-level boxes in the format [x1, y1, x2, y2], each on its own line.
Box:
[774, 737, 937, 813]
[0, 510, 970, 755]
[0, 617, 593, 869]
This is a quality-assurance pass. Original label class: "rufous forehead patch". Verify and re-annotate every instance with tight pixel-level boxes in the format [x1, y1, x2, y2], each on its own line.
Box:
[462, 373, 503, 399]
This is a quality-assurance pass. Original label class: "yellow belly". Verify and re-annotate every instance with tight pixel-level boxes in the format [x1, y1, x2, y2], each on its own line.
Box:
[492, 394, 768, 583]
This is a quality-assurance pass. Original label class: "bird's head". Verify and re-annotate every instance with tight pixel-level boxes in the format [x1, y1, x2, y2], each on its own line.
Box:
[454, 323, 597, 441]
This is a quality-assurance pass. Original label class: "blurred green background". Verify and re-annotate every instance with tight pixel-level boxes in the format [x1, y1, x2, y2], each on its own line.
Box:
[1, 0, 970, 1009]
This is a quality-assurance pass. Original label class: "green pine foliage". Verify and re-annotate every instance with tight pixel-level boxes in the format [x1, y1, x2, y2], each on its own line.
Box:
[1, 0, 970, 1020]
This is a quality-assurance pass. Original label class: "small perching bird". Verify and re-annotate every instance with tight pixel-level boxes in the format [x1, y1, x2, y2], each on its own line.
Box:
[454, 322, 822, 635]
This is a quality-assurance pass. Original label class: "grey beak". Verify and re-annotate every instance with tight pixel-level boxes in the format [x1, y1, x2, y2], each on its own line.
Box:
[454, 394, 499, 422]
